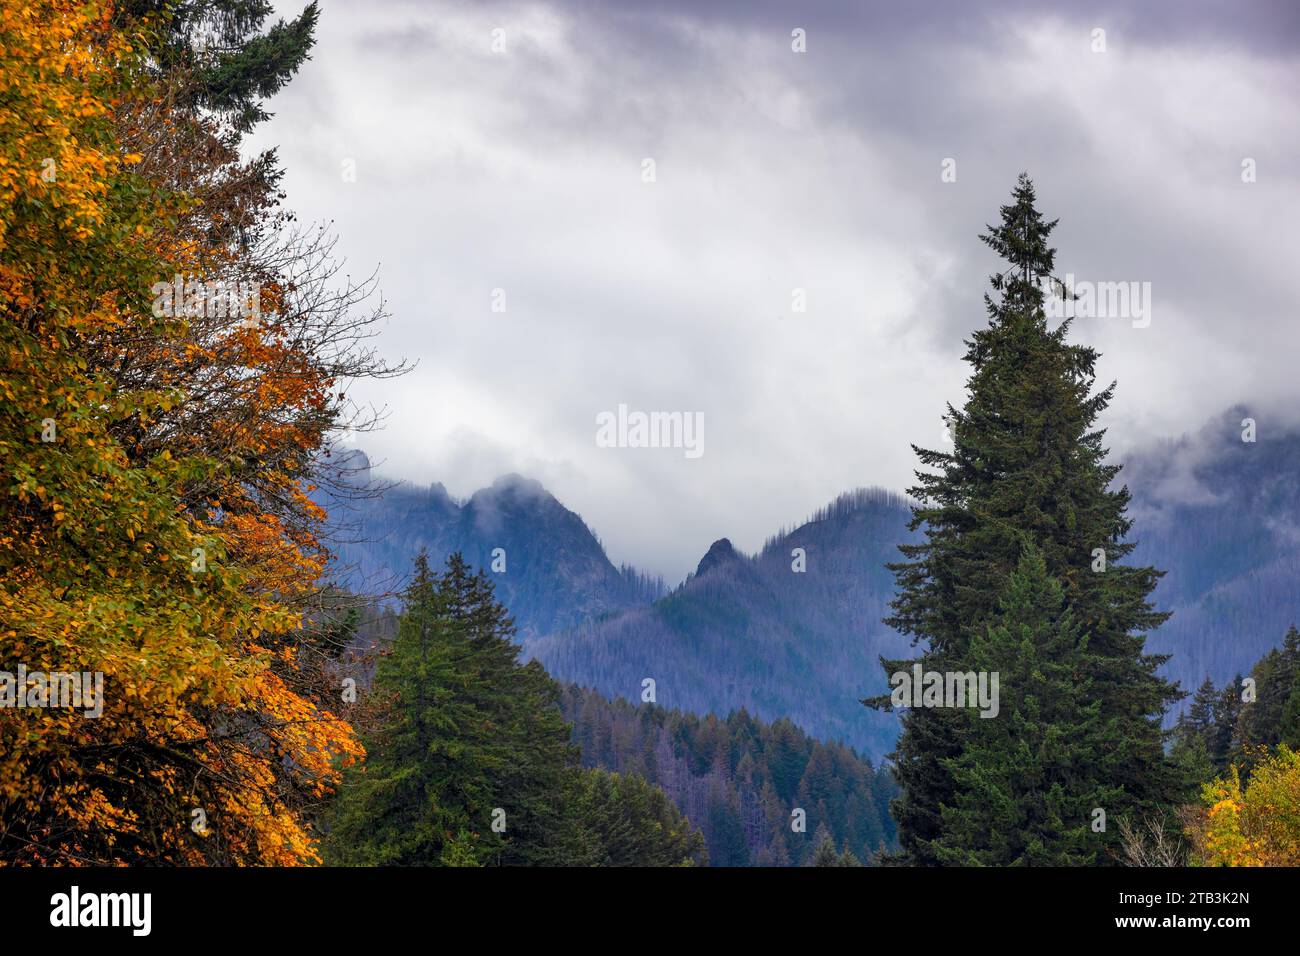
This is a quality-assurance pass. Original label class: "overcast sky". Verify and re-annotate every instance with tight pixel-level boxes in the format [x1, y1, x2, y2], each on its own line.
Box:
[250, 0, 1299, 581]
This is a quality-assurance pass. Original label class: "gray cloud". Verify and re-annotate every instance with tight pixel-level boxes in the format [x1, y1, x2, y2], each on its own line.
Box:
[254, 0, 1300, 580]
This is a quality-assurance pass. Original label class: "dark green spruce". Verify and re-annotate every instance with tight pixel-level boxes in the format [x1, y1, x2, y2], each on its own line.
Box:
[125, 0, 321, 132]
[876, 174, 1183, 865]
[934, 548, 1123, 865]
[322, 552, 704, 866]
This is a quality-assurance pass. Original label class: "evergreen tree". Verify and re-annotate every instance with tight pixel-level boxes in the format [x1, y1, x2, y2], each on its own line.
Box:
[876, 175, 1181, 864]
[933, 549, 1122, 865]
[1237, 626, 1300, 758]
[323, 552, 578, 865]
[125, 0, 321, 132]
[571, 769, 706, 866]
[705, 778, 749, 866]
[810, 826, 840, 866]
[1171, 679, 1221, 784]
[1182, 679, 1220, 740]
[323, 552, 702, 866]
[1281, 683, 1300, 751]
[1172, 673, 1246, 780]
[1214, 676, 1245, 770]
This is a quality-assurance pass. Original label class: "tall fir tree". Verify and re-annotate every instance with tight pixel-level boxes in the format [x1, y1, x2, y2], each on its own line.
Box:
[933, 549, 1122, 865]
[876, 174, 1183, 864]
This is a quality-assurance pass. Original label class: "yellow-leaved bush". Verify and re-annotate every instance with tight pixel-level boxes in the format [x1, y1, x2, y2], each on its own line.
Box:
[1186, 746, 1300, 867]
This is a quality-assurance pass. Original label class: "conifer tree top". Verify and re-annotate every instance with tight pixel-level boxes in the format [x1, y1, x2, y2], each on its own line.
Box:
[981, 173, 1060, 292]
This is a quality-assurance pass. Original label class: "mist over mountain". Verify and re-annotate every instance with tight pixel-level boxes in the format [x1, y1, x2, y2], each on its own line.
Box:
[1125, 406, 1300, 693]
[320, 466, 664, 640]
[323, 406, 1300, 761]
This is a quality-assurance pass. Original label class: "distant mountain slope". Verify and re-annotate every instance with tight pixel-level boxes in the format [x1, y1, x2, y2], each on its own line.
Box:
[559, 684, 898, 866]
[1125, 407, 1300, 694]
[328, 406, 1300, 755]
[527, 411, 1300, 756]
[320, 465, 664, 640]
[529, 489, 917, 760]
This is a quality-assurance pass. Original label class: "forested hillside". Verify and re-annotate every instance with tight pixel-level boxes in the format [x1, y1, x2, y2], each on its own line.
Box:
[559, 685, 897, 866]
[332, 425, 1300, 760]
[1125, 408, 1300, 694]
[532, 489, 916, 759]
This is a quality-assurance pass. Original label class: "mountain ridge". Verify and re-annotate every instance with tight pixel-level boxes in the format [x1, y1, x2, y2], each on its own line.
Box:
[322, 408, 1300, 760]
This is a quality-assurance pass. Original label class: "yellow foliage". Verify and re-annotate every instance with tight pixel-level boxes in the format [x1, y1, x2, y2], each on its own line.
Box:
[0, 1, 360, 865]
[1186, 746, 1300, 866]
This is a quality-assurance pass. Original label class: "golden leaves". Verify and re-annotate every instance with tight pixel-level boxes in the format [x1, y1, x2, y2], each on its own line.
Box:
[1187, 748, 1300, 866]
[0, 0, 360, 866]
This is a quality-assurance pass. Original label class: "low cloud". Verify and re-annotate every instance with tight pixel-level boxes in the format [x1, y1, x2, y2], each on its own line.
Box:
[255, 0, 1300, 580]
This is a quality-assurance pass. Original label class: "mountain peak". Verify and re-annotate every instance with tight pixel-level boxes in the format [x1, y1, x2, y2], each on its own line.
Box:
[487, 473, 548, 497]
[323, 446, 372, 489]
[467, 473, 552, 509]
[695, 538, 740, 578]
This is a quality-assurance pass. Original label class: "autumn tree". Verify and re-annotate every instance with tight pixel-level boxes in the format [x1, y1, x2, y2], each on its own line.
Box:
[0, 0, 391, 864]
[1186, 746, 1300, 866]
